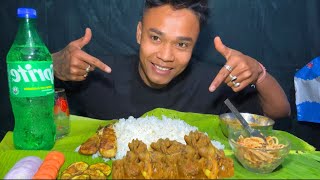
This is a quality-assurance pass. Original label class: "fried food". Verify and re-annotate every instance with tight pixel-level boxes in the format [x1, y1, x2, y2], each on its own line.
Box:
[98, 124, 117, 158]
[79, 134, 100, 155]
[71, 174, 90, 179]
[112, 131, 234, 179]
[89, 162, 112, 176]
[61, 162, 89, 179]
[60, 162, 111, 179]
[78, 124, 117, 158]
[83, 169, 106, 179]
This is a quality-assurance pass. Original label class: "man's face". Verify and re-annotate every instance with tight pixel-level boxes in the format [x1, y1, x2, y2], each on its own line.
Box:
[136, 5, 200, 88]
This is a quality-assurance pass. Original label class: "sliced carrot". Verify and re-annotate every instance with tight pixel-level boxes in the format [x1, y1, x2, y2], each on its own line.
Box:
[33, 174, 55, 179]
[33, 168, 57, 179]
[33, 151, 65, 179]
[45, 151, 64, 159]
[39, 164, 59, 173]
[40, 159, 60, 169]
[44, 151, 65, 166]
[33, 166, 57, 178]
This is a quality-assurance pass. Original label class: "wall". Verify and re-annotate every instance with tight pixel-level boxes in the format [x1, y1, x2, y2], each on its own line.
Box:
[0, 0, 319, 149]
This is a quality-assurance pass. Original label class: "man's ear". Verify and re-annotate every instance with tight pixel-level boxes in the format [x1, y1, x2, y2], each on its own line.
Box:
[136, 21, 142, 44]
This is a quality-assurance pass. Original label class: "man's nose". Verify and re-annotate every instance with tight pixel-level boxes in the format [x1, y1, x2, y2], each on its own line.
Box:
[157, 43, 174, 62]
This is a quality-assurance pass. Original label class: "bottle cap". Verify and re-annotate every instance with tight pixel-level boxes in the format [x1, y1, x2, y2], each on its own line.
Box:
[17, 8, 37, 19]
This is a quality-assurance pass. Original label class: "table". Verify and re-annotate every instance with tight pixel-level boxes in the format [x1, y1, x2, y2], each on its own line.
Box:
[0, 108, 319, 179]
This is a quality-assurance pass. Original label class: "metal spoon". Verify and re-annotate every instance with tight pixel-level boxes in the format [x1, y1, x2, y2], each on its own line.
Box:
[224, 98, 267, 141]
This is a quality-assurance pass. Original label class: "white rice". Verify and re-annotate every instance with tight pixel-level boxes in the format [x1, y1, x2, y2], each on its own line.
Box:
[76, 115, 224, 160]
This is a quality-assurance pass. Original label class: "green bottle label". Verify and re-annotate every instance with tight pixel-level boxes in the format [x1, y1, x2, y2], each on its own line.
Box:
[7, 61, 54, 97]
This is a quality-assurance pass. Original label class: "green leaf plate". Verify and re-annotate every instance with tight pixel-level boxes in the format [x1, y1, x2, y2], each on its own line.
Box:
[0, 108, 318, 179]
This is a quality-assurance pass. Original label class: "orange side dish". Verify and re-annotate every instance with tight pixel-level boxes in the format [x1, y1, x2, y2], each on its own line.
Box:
[33, 151, 65, 179]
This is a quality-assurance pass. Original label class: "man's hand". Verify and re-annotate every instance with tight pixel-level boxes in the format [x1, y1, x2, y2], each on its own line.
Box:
[209, 36, 263, 92]
[52, 28, 112, 81]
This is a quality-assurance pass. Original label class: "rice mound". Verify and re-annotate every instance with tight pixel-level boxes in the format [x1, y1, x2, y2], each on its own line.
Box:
[76, 115, 225, 160]
[114, 115, 197, 159]
[114, 115, 225, 160]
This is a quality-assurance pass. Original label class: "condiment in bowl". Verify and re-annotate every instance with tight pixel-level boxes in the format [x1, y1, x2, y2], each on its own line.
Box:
[219, 113, 274, 138]
[229, 130, 290, 174]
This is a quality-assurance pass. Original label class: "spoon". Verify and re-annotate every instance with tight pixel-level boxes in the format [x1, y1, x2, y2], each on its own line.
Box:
[224, 98, 267, 141]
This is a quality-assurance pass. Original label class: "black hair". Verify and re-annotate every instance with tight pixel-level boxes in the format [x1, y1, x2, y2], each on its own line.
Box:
[144, 0, 208, 25]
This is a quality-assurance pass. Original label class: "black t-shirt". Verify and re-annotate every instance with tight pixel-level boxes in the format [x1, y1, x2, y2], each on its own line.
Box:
[55, 55, 262, 120]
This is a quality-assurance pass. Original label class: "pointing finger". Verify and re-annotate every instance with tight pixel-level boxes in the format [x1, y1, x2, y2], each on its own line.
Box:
[78, 51, 112, 73]
[209, 66, 231, 92]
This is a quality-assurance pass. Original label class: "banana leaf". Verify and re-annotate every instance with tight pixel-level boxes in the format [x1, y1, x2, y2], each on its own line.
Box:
[0, 108, 319, 179]
[141, 108, 316, 151]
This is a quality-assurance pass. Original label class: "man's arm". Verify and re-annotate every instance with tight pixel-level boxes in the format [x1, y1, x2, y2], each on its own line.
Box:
[255, 72, 291, 119]
[209, 36, 290, 119]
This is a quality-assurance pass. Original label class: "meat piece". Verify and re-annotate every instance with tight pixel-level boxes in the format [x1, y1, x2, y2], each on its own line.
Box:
[150, 145, 180, 179]
[127, 140, 153, 179]
[112, 160, 125, 179]
[113, 140, 147, 179]
[151, 138, 184, 155]
[123, 155, 142, 178]
[178, 157, 204, 178]
[184, 131, 234, 179]
[129, 139, 147, 154]
[183, 145, 200, 160]
[112, 131, 234, 179]
[98, 124, 117, 158]
[217, 156, 234, 178]
[185, 131, 211, 149]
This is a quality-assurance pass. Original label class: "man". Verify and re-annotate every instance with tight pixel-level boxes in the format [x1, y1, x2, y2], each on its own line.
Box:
[53, 0, 290, 120]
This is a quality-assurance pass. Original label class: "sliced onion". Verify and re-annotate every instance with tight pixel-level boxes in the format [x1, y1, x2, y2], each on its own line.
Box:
[12, 160, 42, 173]
[4, 166, 35, 179]
[13, 156, 42, 166]
[4, 156, 43, 179]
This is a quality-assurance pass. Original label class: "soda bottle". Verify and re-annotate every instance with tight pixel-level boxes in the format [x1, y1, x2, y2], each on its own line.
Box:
[6, 8, 55, 150]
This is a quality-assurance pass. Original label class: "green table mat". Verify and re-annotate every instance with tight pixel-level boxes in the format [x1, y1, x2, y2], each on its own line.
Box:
[0, 108, 319, 179]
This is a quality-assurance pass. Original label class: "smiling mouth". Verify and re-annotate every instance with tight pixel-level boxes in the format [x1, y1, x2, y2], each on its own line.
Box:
[152, 63, 172, 71]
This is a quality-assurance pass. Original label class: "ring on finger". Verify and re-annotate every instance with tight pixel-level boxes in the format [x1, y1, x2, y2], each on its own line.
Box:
[229, 74, 237, 82]
[224, 64, 233, 72]
[83, 73, 88, 78]
[232, 81, 240, 88]
[86, 65, 91, 73]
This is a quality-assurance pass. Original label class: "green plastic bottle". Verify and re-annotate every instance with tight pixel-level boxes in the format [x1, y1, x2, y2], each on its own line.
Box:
[6, 8, 56, 150]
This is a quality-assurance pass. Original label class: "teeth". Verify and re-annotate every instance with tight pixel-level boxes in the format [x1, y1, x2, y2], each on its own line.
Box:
[155, 64, 170, 71]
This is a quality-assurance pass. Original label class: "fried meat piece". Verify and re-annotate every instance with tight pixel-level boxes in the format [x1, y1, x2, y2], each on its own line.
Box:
[98, 124, 117, 158]
[113, 131, 234, 179]
[217, 156, 234, 178]
[150, 138, 184, 155]
[79, 134, 100, 155]
[184, 131, 234, 179]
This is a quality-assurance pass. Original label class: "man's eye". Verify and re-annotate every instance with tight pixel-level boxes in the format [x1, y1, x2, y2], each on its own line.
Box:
[151, 36, 160, 41]
[178, 42, 188, 48]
